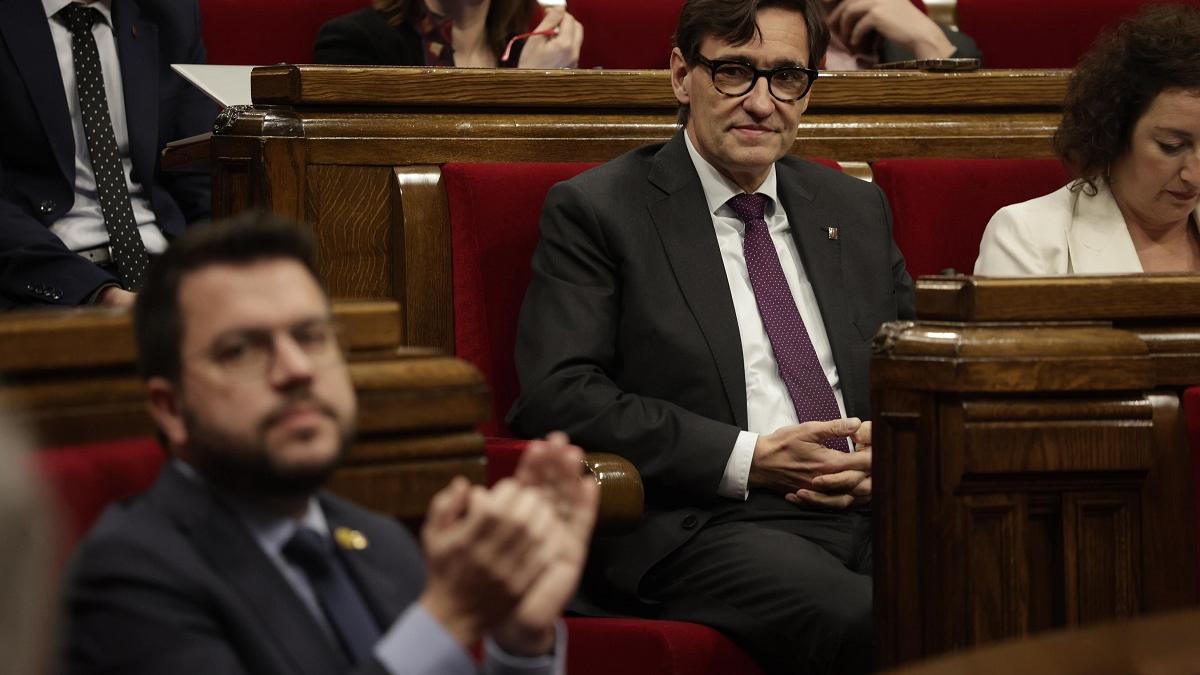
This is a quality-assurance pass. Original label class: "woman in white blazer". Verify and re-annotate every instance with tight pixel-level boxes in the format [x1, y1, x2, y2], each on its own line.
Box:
[976, 4, 1200, 276]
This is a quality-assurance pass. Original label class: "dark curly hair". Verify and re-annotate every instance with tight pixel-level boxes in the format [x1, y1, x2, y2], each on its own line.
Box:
[1055, 3, 1200, 195]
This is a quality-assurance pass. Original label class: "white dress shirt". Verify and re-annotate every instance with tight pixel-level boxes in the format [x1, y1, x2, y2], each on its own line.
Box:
[683, 133, 851, 501]
[42, 0, 166, 254]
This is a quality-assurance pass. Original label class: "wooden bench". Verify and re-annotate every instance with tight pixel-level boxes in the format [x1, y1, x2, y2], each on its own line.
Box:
[872, 274, 1200, 668]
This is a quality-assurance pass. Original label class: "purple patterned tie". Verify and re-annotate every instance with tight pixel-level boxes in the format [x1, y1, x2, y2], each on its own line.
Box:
[728, 193, 846, 451]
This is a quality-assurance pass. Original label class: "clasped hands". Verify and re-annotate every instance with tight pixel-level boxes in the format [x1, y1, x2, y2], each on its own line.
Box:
[749, 418, 872, 509]
[418, 432, 598, 658]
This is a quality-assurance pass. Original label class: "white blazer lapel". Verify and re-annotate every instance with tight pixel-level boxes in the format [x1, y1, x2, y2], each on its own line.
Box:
[1066, 184, 1143, 274]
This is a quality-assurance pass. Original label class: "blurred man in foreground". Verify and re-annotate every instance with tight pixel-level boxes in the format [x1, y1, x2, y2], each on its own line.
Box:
[64, 212, 597, 674]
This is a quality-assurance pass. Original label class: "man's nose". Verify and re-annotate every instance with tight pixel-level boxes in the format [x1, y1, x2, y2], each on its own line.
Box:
[268, 334, 315, 386]
[742, 75, 775, 116]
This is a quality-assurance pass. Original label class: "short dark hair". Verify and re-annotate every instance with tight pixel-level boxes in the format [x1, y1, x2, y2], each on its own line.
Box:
[134, 211, 321, 384]
[1055, 3, 1200, 194]
[673, 0, 830, 124]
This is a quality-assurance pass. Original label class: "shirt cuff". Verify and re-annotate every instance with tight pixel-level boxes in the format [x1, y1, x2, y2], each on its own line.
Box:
[717, 430, 757, 500]
[484, 620, 566, 675]
[375, 604, 476, 675]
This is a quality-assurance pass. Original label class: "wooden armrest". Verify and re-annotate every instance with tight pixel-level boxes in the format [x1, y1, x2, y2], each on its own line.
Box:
[582, 452, 643, 534]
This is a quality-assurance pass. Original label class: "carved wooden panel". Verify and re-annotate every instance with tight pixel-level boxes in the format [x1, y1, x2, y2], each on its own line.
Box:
[873, 289, 1200, 668]
[306, 165, 394, 299]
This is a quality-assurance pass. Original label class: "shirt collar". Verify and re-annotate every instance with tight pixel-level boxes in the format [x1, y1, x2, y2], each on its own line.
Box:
[45, 0, 113, 24]
[171, 459, 329, 556]
[683, 129, 780, 223]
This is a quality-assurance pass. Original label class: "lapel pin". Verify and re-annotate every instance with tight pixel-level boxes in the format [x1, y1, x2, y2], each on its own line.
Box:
[132, 25, 138, 38]
[334, 527, 369, 551]
[827, 227, 839, 240]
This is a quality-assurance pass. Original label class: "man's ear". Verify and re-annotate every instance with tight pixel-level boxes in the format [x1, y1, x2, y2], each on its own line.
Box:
[146, 377, 187, 451]
[669, 47, 691, 106]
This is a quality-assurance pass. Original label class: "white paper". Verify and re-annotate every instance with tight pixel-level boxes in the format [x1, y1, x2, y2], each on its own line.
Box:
[171, 64, 255, 107]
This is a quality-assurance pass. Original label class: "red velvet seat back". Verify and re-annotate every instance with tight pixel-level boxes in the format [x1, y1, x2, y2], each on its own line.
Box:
[34, 437, 164, 549]
[444, 162, 600, 437]
[872, 158, 1070, 278]
[956, 0, 1200, 69]
[200, 0, 371, 65]
[569, 0, 685, 69]
[445, 158, 842, 437]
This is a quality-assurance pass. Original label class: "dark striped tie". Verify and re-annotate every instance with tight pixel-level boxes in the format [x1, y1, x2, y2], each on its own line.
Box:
[56, 3, 151, 291]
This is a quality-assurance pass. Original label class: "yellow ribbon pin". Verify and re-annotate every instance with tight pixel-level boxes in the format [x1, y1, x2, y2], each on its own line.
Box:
[334, 527, 369, 551]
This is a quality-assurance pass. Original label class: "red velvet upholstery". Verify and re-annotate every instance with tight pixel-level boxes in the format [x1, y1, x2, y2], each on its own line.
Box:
[445, 158, 841, 435]
[872, 158, 1070, 278]
[1183, 386, 1200, 580]
[445, 161, 600, 437]
[445, 160, 775, 674]
[34, 437, 164, 548]
[569, 0, 685, 69]
[199, 0, 370, 65]
[565, 618, 762, 675]
[957, 0, 1200, 69]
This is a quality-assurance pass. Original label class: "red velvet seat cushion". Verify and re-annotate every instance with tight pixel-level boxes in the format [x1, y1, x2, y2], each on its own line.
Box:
[200, 0, 371, 65]
[34, 437, 164, 549]
[565, 618, 762, 675]
[872, 158, 1070, 278]
[957, 0, 1200, 69]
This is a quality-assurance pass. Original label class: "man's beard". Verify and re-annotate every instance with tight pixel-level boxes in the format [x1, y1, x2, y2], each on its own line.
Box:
[181, 393, 355, 500]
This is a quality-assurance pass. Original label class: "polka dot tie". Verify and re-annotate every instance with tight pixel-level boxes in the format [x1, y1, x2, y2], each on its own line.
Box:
[57, 3, 150, 291]
[728, 193, 846, 451]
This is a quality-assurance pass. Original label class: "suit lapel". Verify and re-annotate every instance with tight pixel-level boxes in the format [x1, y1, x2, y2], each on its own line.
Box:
[0, 0, 74, 182]
[647, 133, 748, 429]
[153, 468, 350, 675]
[112, 0, 158, 184]
[776, 162, 859, 410]
[321, 497, 417, 628]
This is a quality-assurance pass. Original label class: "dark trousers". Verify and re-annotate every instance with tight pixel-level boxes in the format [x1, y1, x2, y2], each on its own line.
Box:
[639, 508, 873, 675]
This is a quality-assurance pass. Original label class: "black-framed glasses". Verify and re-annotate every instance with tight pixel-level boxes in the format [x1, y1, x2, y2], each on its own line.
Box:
[694, 55, 818, 102]
[189, 318, 346, 380]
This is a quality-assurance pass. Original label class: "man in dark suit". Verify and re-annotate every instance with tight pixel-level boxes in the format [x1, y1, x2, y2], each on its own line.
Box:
[0, 0, 216, 309]
[508, 1, 913, 672]
[63, 213, 597, 674]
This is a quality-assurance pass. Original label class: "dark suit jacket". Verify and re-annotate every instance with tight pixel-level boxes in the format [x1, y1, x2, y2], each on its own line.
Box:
[63, 465, 425, 675]
[508, 131, 913, 601]
[0, 0, 216, 307]
[313, 7, 524, 67]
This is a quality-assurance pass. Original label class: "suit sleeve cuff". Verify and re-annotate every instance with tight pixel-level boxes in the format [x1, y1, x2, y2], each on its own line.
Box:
[717, 431, 757, 500]
[375, 604, 476, 675]
[484, 620, 566, 675]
